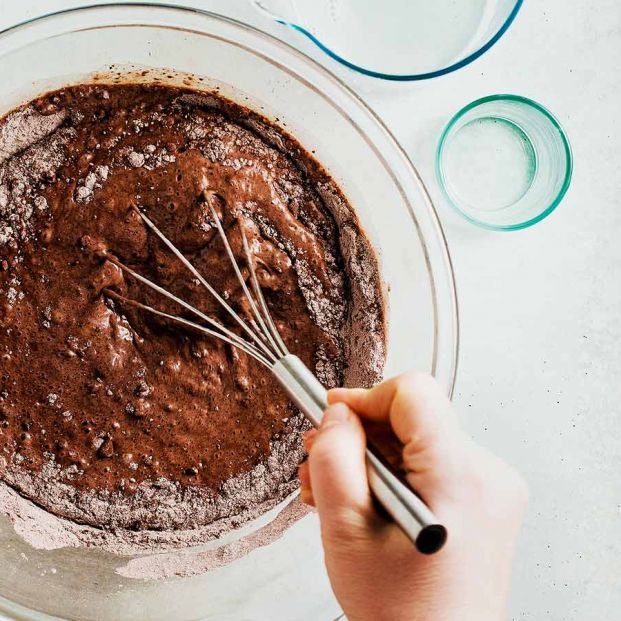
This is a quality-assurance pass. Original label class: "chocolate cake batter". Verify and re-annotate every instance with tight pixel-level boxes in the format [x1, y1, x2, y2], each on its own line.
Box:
[0, 84, 385, 533]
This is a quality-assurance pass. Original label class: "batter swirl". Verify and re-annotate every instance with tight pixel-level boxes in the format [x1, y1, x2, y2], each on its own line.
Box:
[0, 84, 385, 533]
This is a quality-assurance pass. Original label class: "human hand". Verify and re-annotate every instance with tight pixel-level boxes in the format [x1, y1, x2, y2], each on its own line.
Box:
[298, 372, 528, 621]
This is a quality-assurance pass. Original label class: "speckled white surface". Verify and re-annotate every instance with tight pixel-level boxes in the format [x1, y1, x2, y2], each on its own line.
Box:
[1, 1, 619, 620]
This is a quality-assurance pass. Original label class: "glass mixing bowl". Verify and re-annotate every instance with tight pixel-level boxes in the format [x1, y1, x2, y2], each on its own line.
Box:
[252, 0, 524, 81]
[0, 5, 458, 620]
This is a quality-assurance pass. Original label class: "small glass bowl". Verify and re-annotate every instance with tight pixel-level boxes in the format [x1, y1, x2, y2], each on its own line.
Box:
[436, 95, 573, 231]
[251, 0, 524, 81]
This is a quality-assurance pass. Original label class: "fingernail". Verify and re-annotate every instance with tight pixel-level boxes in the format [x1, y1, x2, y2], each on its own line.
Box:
[302, 428, 318, 451]
[300, 488, 315, 507]
[327, 387, 367, 404]
[298, 463, 310, 487]
[321, 402, 351, 428]
[327, 387, 348, 401]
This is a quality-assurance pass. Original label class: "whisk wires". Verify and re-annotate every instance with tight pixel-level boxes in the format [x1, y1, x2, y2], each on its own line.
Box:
[103, 196, 289, 369]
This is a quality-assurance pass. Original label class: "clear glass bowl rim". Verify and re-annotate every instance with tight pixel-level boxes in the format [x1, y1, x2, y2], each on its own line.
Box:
[252, 0, 524, 81]
[435, 93, 574, 231]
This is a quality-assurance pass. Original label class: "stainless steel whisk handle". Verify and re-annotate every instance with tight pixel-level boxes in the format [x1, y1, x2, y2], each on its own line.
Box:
[272, 354, 447, 555]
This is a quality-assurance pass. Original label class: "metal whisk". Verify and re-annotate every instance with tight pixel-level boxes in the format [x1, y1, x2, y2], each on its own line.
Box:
[105, 197, 447, 555]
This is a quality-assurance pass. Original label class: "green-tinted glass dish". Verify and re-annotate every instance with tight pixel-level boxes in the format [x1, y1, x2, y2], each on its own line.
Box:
[436, 95, 573, 231]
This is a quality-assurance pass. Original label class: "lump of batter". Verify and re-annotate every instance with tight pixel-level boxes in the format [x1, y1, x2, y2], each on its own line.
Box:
[0, 84, 385, 534]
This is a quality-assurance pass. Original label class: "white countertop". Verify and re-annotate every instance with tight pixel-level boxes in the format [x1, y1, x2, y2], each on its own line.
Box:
[1, 1, 619, 620]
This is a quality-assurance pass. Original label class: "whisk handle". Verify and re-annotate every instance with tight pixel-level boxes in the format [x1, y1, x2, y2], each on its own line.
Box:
[272, 354, 327, 426]
[272, 354, 447, 555]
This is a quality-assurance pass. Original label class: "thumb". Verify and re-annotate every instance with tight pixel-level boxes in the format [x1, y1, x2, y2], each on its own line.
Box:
[308, 402, 380, 540]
